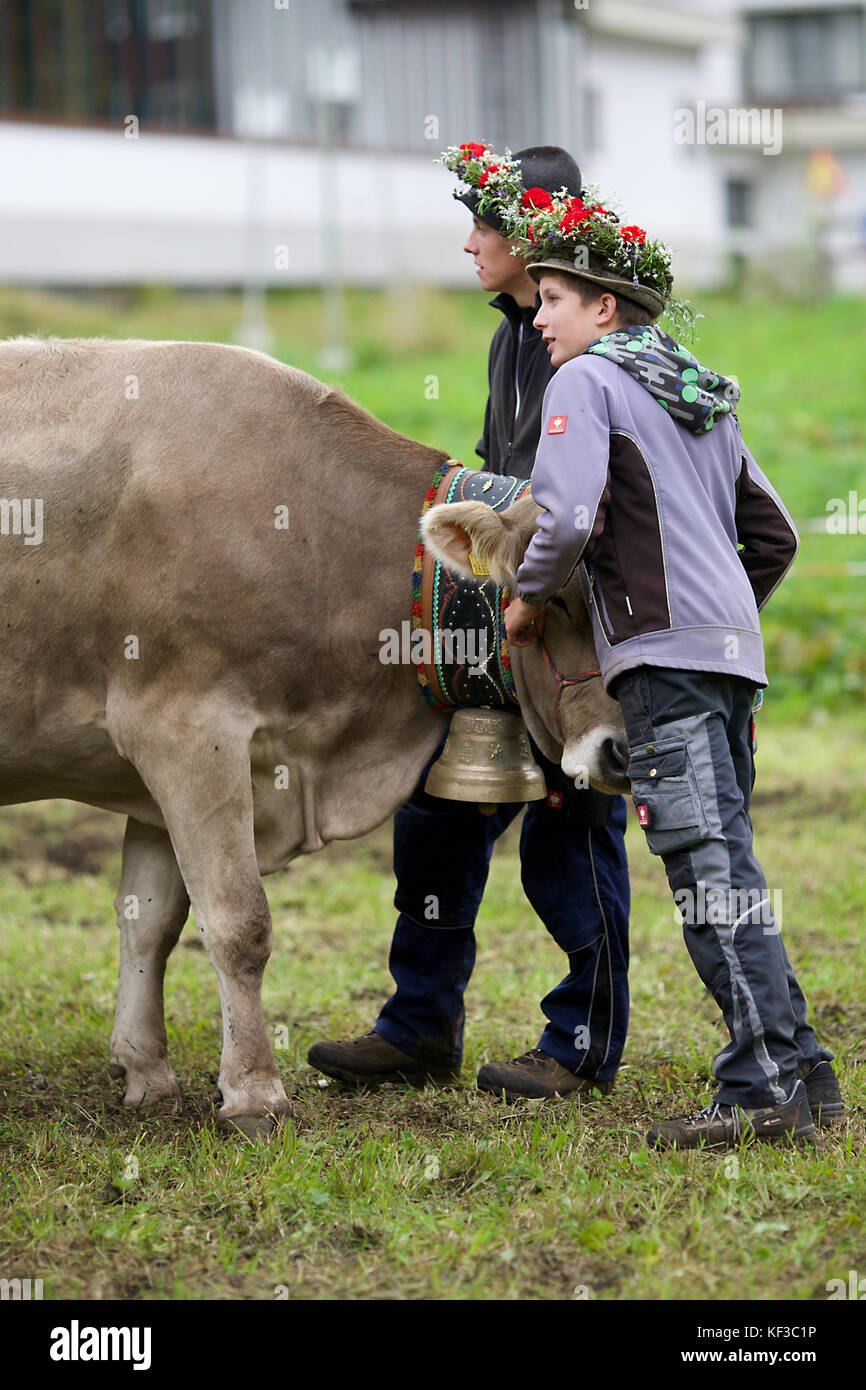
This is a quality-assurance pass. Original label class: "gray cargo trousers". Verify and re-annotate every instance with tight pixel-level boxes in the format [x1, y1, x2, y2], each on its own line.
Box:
[612, 666, 832, 1109]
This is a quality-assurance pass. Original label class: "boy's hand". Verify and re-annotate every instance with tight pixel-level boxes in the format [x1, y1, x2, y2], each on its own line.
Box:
[505, 597, 545, 648]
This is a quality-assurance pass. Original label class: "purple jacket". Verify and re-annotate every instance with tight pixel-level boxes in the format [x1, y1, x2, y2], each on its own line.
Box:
[515, 352, 799, 690]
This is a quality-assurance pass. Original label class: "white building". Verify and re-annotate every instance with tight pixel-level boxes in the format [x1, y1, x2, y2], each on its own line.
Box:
[0, 0, 863, 292]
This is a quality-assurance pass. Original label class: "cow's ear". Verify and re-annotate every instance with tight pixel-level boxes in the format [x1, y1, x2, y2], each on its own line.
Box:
[421, 503, 480, 576]
[422, 499, 534, 585]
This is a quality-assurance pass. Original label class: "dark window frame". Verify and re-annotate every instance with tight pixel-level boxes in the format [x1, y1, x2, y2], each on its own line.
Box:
[0, 0, 216, 131]
[745, 6, 866, 104]
[725, 177, 754, 229]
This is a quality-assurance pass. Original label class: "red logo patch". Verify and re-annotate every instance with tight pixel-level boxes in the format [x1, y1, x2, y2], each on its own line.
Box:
[637, 804, 650, 828]
[547, 415, 568, 435]
[546, 791, 564, 810]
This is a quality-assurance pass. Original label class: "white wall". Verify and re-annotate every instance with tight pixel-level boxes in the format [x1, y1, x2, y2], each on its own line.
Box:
[581, 34, 734, 289]
[0, 122, 474, 287]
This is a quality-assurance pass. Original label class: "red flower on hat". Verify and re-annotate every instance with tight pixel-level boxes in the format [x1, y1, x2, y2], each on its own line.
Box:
[559, 197, 594, 232]
[525, 210, 549, 244]
[459, 142, 487, 160]
[620, 225, 647, 244]
[521, 187, 553, 211]
[478, 163, 502, 187]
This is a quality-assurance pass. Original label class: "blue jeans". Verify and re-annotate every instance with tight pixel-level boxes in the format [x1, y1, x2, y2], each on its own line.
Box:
[374, 730, 630, 1081]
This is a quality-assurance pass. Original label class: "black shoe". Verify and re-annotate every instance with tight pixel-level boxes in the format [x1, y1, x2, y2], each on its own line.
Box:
[801, 1060, 845, 1128]
[476, 1048, 614, 1101]
[307, 1032, 459, 1086]
[647, 1080, 816, 1151]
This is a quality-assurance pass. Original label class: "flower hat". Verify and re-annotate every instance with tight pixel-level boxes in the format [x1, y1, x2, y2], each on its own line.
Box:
[439, 141, 694, 333]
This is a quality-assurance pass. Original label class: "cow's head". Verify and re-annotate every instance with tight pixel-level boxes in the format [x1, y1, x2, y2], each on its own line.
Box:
[422, 494, 629, 795]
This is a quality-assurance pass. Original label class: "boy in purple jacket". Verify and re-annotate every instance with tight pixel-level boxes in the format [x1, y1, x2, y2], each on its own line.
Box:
[500, 192, 843, 1149]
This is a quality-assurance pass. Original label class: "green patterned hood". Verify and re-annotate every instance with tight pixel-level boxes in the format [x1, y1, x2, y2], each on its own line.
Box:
[585, 325, 740, 433]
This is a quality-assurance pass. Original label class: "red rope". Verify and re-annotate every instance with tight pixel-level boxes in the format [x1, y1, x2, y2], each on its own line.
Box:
[539, 640, 602, 717]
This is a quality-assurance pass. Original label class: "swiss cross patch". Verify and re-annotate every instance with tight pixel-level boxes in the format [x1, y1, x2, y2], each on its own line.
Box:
[636, 804, 650, 828]
[546, 791, 564, 810]
[547, 414, 568, 435]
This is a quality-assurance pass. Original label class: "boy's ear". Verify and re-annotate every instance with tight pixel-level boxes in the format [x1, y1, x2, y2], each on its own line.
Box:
[421, 495, 541, 585]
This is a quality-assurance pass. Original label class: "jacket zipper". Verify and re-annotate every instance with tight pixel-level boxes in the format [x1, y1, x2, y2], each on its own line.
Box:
[513, 320, 524, 423]
[587, 563, 616, 642]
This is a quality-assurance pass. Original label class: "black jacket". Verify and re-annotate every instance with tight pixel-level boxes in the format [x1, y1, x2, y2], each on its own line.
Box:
[476, 292, 554, 480]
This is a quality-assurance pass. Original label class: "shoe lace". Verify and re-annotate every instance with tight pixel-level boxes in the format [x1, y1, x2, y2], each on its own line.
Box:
[686, 1101, 741, 1138]
[515, 1049, 550, 1068]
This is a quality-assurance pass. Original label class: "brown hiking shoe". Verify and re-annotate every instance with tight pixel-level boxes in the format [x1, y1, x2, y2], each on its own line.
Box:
[647, 1081, 816, 1151]
[476, 1049, 614, 1101]
[801, 1060, 846, 1128]
[307, 1032, 459, 1087]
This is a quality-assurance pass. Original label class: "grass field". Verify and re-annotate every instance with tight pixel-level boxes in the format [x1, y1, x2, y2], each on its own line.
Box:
[0, 286, 864, 1302]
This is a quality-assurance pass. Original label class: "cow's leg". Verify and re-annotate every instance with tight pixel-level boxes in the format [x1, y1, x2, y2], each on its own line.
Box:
[122, 721, 292, 1138]
[109, 818, 189, 1107]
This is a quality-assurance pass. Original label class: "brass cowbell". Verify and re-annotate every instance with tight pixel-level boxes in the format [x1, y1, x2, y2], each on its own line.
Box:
[425, 708, 547, 811]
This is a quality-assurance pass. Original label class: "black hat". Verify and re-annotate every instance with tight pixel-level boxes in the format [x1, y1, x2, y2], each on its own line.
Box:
[458, 145, 583, 231]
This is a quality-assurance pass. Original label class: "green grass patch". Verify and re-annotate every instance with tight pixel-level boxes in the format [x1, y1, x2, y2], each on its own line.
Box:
[0, 717, 863, 1300]
[0, 285, 862, 1299]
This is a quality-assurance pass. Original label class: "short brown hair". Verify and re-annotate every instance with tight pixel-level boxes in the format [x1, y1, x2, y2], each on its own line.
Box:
[538, 269, 649, 328]
[570, 277, 648, 328]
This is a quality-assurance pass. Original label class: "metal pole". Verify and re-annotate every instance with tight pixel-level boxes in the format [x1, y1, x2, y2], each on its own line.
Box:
[237, 11, 272, 350]
[240, 138, 272, 349]
[318, 93, 351, 371]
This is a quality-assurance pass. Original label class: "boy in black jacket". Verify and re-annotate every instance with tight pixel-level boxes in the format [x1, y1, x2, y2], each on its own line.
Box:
[308, 146, 632, 1102]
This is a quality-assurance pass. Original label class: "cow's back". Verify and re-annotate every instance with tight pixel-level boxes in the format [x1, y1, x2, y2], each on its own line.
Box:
[0, 336, 328, 722]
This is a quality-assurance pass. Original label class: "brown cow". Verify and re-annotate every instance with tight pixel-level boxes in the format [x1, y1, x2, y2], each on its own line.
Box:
[0, 337, 626, 1135]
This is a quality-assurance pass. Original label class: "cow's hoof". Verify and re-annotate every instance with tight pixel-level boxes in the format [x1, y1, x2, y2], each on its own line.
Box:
[217, 1107, 294, 1141]
[109, 1059, 183, 1109]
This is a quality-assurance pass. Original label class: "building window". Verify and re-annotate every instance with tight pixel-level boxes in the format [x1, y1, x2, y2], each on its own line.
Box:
[726, 178, 754, 229]
[746, 8, 865, 102]
[0, 0, 216, 130]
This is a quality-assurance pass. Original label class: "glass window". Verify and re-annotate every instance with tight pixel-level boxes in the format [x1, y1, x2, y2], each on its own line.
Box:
[747, 9, 865, 101]
[0, 0, 216, 129]
[726, 178, 754, 228]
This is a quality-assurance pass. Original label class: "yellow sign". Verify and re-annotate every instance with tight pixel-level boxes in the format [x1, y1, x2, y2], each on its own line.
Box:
[807, 148, 848, 201]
